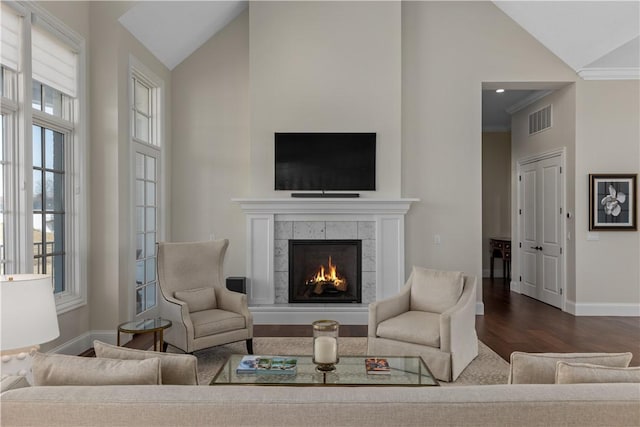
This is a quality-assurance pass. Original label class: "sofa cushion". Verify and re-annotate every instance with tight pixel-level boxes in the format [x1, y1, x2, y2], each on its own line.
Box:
[175, 287, 216, 312]
[508, 351, 633, 384]
[410, 267, 463, 314]
[555, 362, 640, 384]
[376, 311, 441, 347]
[32, 352, 162, 386]
[190, 309, 246, 339]
[93, 340, 198, 385]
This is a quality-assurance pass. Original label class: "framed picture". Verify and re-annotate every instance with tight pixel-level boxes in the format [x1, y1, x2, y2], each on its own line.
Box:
[589, 174, 637, 231]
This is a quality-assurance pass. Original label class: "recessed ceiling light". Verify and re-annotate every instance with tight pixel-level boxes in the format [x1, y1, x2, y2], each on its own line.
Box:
[496, 89, 505, 93]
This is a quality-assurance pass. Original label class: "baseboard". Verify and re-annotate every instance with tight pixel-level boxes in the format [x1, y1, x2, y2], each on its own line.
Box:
[510, 281, 521, 293]
[49, 330, 117, 355]
[476, 302, 485, 315]
[565, 300, 640, 316]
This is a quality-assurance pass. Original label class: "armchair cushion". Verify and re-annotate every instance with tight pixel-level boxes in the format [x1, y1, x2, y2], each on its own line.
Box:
[377, 311, 441, 347]
[93, 340, 199, 385]
[555, 362, 640, 384]
[174, 287, 216, 313]
[410, 267, 463, 314]
[191, 309, 246, 339]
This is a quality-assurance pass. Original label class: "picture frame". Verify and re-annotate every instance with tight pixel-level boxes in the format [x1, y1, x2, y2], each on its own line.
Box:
[589, 174, 637, 231]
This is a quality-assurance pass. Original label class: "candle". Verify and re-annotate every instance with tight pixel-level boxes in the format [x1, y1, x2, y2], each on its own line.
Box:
[314, 336, 337, 364]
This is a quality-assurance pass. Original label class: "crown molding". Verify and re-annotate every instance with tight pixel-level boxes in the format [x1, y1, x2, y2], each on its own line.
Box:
[577, 67, 640, 80]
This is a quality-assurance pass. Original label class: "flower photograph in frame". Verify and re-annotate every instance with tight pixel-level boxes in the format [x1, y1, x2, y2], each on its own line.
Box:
[589, 174, 637, 231]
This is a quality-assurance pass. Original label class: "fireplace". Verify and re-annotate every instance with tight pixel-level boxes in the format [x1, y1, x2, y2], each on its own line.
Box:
[289, 240, 362, 303]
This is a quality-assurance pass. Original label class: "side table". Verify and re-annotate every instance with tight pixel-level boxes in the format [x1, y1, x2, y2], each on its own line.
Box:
[117, 318, 172, 352]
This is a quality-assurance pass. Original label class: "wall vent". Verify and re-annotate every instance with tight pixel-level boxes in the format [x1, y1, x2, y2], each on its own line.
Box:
[528, 104, 552, 135]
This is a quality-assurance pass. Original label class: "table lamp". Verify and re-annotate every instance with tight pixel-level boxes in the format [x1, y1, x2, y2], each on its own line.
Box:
[1, 274, 60, 381]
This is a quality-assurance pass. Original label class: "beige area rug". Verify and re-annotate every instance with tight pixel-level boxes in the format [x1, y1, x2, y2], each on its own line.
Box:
[182, 338, 509, 386]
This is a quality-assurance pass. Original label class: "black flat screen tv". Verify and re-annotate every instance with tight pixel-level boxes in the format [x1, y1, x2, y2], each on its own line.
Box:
[275, 132, 376, 192]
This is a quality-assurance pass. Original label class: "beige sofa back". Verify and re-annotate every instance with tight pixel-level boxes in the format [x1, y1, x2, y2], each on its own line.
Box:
[2, 383, 639, 426]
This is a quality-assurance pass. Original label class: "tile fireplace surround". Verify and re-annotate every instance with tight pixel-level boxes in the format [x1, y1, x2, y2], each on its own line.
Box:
[234, 198, 418, 324]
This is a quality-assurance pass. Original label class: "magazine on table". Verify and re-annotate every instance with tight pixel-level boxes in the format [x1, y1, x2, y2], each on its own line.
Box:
[256, 357, 298, 375]
[365, 357, 391, 375]
[235, 355, 261, 374]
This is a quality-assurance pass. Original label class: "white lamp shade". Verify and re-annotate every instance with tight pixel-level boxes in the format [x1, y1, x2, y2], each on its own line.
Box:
[1, 274, 60, 351]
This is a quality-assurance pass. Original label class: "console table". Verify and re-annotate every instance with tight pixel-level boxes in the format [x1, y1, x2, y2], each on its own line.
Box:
[489, 237, 511, 280]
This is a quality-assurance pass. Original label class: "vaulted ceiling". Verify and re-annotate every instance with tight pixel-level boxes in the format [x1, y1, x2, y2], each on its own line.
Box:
[118, 1, 640, 130]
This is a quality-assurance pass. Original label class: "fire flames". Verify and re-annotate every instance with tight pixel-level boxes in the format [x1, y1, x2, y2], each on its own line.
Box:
[306, 256, 348, 294]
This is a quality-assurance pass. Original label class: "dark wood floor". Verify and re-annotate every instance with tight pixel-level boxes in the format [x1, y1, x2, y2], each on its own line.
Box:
[255, 278, 640, 365]
[124, 278, 639, 365]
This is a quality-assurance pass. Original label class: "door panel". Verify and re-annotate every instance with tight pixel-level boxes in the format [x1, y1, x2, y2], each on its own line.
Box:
[518, 154, 563, 309]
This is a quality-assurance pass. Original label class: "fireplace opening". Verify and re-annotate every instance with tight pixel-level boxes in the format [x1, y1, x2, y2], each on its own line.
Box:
[289, 240, 362, 303]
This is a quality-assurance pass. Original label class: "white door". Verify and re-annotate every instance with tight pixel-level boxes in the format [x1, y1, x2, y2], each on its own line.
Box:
[519, 154, 563, 309]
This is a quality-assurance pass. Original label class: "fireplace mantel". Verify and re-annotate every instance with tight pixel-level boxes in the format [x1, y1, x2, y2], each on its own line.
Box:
[233, 198, 417, 215]
[233, 197, 418, 324]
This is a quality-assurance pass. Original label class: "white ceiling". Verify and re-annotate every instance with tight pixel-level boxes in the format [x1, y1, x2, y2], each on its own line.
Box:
[119, 1, 247, 70]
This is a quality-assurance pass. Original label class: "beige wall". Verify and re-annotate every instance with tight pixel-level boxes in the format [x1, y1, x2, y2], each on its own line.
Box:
[401, 1, 577, 307]
[38, 1, 172, 350]
[574, 80, 640, 309]
[249, 1, 402, 198]
[171, 10, 250, 276]
[482, 132, 511, 276]
[511, 85, 577, 302]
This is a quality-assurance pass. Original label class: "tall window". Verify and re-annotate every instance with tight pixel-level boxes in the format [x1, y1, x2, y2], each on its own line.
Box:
[1, 2, 87, 312]
[131, 62, 163, 316]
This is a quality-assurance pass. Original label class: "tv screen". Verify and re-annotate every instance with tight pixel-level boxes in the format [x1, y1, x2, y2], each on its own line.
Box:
[275, 133, 376, 191]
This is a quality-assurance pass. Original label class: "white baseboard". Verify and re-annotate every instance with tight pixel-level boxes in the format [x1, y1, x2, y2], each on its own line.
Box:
[49, 330, 118, 355]
[565, 301, 640, 316]
[510, 281, 521, 293]
[476, 302, 485, 315]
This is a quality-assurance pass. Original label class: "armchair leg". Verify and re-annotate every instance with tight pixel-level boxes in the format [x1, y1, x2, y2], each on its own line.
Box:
[246, 339, 254, 355]
[162, 342, 168, 352]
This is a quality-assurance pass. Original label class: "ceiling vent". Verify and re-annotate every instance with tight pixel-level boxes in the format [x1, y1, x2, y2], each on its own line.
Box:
[529, 104, 552, 135]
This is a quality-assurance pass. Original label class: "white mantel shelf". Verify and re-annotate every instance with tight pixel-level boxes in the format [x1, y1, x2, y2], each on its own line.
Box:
[233, 198, 419, 215]
[233, 197, 419, 324]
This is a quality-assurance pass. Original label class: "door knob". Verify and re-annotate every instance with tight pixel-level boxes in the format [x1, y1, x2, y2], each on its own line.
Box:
[533, 246, 543, 251]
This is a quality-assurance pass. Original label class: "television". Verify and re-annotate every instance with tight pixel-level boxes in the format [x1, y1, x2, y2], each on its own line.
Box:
[274, 133, 376, 193]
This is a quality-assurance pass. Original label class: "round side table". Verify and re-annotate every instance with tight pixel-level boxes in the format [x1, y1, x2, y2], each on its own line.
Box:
[117, 318, 172, 352]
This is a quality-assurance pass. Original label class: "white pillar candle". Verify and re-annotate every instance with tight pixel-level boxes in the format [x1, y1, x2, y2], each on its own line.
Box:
[314, 336, 337, 364]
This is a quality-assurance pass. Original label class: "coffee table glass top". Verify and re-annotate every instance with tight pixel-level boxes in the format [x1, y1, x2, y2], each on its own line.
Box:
[210, 355, 439, 386]
[117, 317, 171, 333]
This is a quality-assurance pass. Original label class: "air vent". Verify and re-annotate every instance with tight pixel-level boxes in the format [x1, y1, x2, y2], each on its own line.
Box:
[528, 104, 552, 135]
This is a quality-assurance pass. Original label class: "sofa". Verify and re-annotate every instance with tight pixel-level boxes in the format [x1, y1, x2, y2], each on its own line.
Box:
[2, 347, 639, 426]
[2, 381, 640, 426]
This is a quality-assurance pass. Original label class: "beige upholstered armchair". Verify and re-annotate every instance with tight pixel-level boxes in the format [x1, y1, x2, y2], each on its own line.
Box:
[157, 239, 253, 354]
[368, 267, 478, 382]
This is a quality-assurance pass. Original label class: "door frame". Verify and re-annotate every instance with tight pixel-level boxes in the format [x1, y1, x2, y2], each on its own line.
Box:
[515, 147, 566, 312]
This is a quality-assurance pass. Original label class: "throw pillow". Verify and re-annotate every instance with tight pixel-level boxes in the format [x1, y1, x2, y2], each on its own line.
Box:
[555, 362, 640, 384]
[32, 352, 162, 386]
[409, 267, 464, 313]
[508, 351, 633, 384]
[93, 340, 199, 385]
[174, 287, 216, 312]
[1, 375, 30, 393]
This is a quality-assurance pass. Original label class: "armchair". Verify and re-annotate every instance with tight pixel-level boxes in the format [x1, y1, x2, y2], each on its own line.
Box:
[368, 267, 478, 381]
[157, 239, 253, 354]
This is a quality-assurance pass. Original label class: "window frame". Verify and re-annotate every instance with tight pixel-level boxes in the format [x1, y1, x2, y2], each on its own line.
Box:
[4, 1, 88, 314]
[129, 55, 165, 318]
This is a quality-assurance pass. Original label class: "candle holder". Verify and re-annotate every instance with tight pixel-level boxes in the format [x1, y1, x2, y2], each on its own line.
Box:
[312, 320, 339, 372]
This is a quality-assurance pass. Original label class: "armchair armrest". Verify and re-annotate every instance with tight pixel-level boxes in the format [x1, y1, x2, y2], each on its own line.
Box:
[368, 282, 411, 337]
[158, 293, 194, 350]
[439, 276, 477, 353]
[217, 289, 254, 334]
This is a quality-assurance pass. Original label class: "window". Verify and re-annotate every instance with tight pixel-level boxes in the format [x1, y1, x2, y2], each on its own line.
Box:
[130, 60, 163, 316]
[1, 2, 87, 313]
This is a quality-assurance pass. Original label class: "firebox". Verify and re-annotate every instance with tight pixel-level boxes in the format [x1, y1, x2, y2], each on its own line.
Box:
[288, 240, 362, 303]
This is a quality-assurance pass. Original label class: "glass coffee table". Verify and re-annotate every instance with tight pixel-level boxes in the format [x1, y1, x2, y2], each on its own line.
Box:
[211, 355, 439, 386]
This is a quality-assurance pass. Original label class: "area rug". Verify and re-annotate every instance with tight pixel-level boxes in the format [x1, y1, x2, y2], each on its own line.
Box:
[182, 337, 509, 386]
